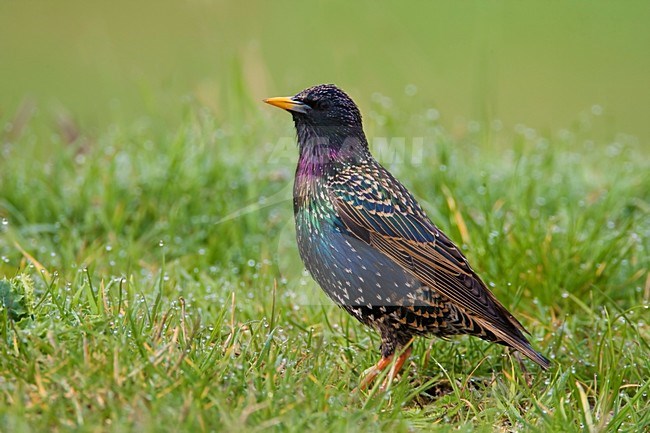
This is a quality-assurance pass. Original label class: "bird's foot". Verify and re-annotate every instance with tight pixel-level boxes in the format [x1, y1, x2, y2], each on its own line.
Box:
[357, 346, 412, 392]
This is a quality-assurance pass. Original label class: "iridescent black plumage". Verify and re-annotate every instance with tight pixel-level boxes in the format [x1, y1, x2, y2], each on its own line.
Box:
[265, 84, 550, 383]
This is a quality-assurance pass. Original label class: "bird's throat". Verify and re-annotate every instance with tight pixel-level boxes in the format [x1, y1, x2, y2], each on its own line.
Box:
[293, 124, 370, 212]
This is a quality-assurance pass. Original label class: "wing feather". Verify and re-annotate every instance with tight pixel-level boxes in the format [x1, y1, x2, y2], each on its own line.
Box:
[329, 167, 528, 337]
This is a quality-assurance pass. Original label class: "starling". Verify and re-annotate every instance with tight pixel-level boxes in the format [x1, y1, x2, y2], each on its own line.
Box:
[264, 84, 550, 388]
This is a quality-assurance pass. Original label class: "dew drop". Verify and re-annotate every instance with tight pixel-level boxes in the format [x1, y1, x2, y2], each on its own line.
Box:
[591, 105, 603, 116]
[425, 108, 440, 123]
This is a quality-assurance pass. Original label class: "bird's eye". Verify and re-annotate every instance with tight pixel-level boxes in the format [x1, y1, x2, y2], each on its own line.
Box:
[317, 100, 331, 110]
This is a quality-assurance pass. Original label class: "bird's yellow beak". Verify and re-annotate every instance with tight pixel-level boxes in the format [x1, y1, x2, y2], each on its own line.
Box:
[264, 96, 310, 114]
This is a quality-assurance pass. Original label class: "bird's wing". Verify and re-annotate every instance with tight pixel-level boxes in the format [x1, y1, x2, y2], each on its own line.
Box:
[328, 166, 528, 337]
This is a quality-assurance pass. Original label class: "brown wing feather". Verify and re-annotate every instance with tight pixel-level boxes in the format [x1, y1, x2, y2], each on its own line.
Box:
[329, 167, 550, 369]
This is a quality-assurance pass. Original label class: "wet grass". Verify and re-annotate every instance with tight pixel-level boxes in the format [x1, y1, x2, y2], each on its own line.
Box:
[0, 83, 648, 432]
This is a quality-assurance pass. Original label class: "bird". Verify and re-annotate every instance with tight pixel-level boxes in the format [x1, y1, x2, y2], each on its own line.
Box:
[264, 84, 550, 389]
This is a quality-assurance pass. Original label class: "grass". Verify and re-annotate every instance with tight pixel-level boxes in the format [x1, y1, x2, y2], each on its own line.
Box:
[0, 80, 648, 433]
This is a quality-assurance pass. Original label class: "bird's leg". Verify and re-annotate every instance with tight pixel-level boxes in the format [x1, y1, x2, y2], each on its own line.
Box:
[380, 345, 412, 391]
[358, 355, 392, 390]
[358, 344, 412, 391]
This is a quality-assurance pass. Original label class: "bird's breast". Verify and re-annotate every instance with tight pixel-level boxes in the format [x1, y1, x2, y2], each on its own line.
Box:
[292, 182, 420, 311]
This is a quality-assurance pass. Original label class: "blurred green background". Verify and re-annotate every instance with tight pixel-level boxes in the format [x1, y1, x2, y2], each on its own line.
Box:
[2, 1, 650, 145]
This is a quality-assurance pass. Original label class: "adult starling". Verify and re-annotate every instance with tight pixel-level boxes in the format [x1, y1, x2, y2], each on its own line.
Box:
[265, 84, 550, 388]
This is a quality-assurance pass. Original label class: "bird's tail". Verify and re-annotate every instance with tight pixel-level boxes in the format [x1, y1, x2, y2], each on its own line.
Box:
[476, 317, 551, 370]
[513, 339, 551, 370]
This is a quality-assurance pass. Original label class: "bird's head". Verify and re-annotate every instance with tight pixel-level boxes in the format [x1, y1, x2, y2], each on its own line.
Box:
[265, 84, 368, 159]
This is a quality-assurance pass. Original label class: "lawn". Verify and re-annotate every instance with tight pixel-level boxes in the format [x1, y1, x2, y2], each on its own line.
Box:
[1, 2, 649, 432]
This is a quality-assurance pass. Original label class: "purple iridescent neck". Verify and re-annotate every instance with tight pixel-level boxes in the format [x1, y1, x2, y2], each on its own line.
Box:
[296, 146, 345, 179]
[294, 122, 369, 180]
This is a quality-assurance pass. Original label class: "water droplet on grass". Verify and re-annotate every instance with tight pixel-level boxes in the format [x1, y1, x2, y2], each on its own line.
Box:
[591, 105, 603, 116]
[426, 108, 439, 121]
[404, 84, 418, 96]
